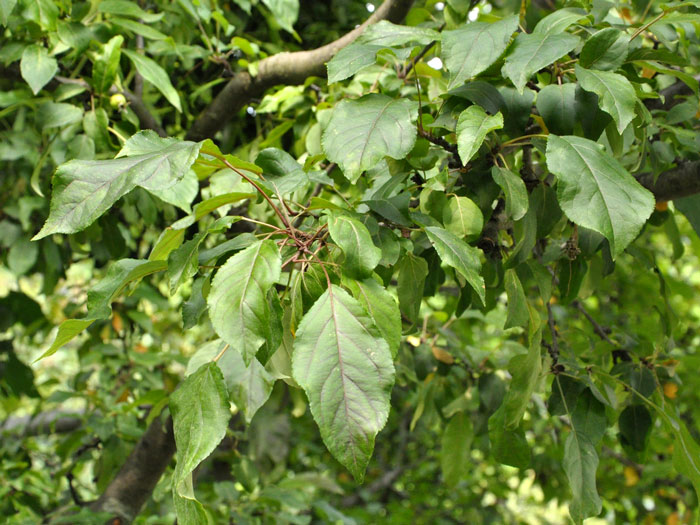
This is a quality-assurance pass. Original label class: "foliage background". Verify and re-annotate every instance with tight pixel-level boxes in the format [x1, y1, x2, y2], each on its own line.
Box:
[1, 0, 700, 524]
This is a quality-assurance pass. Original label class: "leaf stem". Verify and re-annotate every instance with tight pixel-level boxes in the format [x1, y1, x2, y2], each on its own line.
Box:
[212, 344, 230, 363]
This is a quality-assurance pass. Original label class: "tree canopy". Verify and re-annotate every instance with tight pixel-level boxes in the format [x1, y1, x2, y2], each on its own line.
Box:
[2, 0, 700, 523]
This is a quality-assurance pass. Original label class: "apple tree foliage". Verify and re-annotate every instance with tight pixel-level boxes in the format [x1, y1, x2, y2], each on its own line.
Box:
[2, 0, 700, 523]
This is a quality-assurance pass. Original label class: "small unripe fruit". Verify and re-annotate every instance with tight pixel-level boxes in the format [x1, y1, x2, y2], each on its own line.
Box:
[110, 93, 127, 109]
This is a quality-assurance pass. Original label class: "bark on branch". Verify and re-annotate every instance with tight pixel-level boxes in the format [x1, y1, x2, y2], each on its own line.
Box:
[185, 0, 415, 142]
[637, 160, 700, 202]
[89, 415, 175, 524]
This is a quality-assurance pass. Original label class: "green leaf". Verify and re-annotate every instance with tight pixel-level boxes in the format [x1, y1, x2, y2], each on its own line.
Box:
[502, 33, 580, 93]
[255, 147, 309, 194]
[148, 169, 198, 212]
[327, 43, 383, 83]
[442, 196, 483, 238]
[357, 20, 440, 46]
[618, 404, 652, 451]
[575, 64, 637, 133]
[37, 102, 83, 129]
[322, 94, 417, 183]
[292, 285, 395, 482]
[491, 166, 528, 220]
[442, 15, 519, 89]
[261, 0, 298, 34]
[345, 277, 401, 358]
[111, 17, 168, 40]
[546, 135, 654, 257]
[501, 331, 542, 427]
[564, 431, 602, 524]
[92, 36, 124, 95]
[488, 406, 531, 468]
[579, 28, 629, 71]
[168, 233, 206, 294]
[425, 226, 485, 305]
[532, 8, 589, 35]
[34, 132, 202, 239]
[20, 45, 58, 95]
[171, 362, 230, 522]
[35, 319, 94, 362]
[504, 269, 528, 330]
[441, 412, 474, 487]
[123, 49, 182, 112]
[535, 83, 577, 136]
[207, 240, 281, 365]
[0, 0, 17, 26]
[397, 252, 429, 325]
[98, 0, 164, 22]
[455, 106, 503, 164]
[228, 350, 276, 423]
[327, 213, 381, 278]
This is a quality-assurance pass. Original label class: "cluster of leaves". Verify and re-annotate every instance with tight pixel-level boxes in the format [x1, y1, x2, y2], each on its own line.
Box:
[3, 0, 700, 523]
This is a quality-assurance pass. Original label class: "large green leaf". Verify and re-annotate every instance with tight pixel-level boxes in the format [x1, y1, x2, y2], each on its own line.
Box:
[123, 49, 182, 112]
[535, 83, 578, 136]
[425, 226, 485, 305]
[488, 406, 531, 468]
[575, 64, 637, 133]
[168, 233, 206, 294]
[92, 35, 124, 94]
[227, 349, 276, 423]
[532, 8, 589, 35]
[441, 411, 474, 487]
[327, 43, 383, 83]
[491, 166, 528, 220]
[291, 285, 395, 482]
[501, 331, 542, 428]
[255, 147, 309, 195]
[357, 20, 440, 47]
[579, 28, 629, 71]
[0, 0, 17, 26]
[564, 431, 602, 524]
[207, 239, 281, 365]
[502, 33, 580, 93]
[442, 195, 483, 239]
[504, 269, 528, 330]
[34, 132, 202, 239]
[171, 362, 230, 524]
[455, 106, 503, 164]
[20, 44, 58, 95]
[327, 213, 381, 278]
[322, 94, 417, 183]
[397, 252, 429, 325]
[261, 0, 298, 34]
[345, 277, 401, 358]
[546, 135, 654, 257]
[441, 16, 519, 89]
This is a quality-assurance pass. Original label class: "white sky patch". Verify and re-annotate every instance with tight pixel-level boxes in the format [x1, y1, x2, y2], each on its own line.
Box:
[366, 2, 375, 12]
[435, 1, 445, 10]
[427, 57, 443, 70]
[468, 7, 479, 21]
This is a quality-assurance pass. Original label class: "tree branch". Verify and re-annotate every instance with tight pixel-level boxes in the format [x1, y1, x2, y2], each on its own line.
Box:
[185, 0, 415, 141]
[636, 160, 700, 202]
[89, 414, 175, 524]
[0, 410, 84, 435]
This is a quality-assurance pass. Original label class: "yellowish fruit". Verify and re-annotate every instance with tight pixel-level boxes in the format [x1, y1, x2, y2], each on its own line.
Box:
[110, 93, 127, 108]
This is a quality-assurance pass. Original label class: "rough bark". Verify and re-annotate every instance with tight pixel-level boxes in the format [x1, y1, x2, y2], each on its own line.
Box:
[637, 160, 700, 202]
[185, 0, 416, 142]
[89, 415, 175, 524]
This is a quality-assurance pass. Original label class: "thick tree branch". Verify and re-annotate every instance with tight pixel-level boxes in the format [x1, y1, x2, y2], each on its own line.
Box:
[644, 75, 700, 111]
[0, 410, 84, 435]
[636, 160, 700, 202]
[185, 0, 415, 141]
[89, 414, 175, 524]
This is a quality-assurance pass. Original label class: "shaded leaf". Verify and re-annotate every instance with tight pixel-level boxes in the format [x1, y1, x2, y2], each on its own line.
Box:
[327, 213, 381, 278]
[455, 106, 503, 164]
[442, 196, 483, 239]
[322, 94, 417, 183]
[546, 135, 654, 257]
[442, 15, 519, 89]
[491, 167, 528, 220]
[502, 33, 580, 93]
[123, 49, 182, 111]
[20, 45, 58, 95]
[425, 226, 485, 305]
[575, 64, 637, 133]
[292, 285, 395, 482]
[441, 412, 474, 487]
[207, 240, 281, 365]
